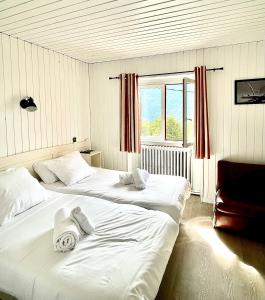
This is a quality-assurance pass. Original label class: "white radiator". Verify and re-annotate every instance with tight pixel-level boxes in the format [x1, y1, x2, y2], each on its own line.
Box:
[141, 145, 192, 182]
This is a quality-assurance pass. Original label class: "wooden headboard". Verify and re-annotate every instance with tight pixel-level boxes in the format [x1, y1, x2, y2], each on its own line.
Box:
[0, 141, 89, 179]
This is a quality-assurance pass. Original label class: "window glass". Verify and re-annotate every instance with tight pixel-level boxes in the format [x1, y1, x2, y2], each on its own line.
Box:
[166, 84, 183, 141]
[140, 87, 162, 137]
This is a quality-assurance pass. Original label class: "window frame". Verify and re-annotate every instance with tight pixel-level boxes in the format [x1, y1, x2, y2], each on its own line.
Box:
[139, 76, 194, 148]
[183, 77, 195, 148]
[165, 83, 184, 144]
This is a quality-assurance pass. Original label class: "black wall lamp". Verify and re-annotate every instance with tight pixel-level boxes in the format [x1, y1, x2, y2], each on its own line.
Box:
[20, 97, 37, 112]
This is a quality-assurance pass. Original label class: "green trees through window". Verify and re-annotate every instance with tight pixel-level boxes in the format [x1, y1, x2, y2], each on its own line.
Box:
[141, 117, 162, 137]
[141, 116, 193, 141]
[166, 115, 183, 141]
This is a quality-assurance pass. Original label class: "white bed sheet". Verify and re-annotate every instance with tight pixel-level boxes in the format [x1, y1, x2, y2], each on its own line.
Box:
[42, 168, 191, 223]
[0, 191, 178, 300]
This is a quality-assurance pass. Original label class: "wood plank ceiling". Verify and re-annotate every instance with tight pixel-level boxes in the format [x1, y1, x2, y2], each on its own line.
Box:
[0, 0, 265, 63]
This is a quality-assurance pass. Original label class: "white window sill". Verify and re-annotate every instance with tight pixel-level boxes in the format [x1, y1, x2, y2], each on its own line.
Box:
[141, 139, 194, 148]
[141, 140, 182, 147]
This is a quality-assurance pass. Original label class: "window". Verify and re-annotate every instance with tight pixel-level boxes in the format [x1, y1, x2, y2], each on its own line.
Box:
[139, 76, 195, 147]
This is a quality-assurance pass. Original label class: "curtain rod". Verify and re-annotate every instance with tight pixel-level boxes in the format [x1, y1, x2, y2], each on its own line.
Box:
[108, 67, 223, 80]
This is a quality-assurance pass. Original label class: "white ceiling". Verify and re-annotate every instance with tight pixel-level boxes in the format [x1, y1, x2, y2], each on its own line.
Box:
[0, 0, 265, 63]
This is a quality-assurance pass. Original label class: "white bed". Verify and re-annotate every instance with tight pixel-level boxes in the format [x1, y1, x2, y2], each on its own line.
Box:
[0, 191, 178, 300]
[41, 167, 191, 223]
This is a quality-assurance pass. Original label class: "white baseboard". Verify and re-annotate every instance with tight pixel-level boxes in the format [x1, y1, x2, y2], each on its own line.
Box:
[201, 196, 214, 204]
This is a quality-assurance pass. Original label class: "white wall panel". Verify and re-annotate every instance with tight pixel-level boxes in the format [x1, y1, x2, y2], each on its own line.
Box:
[53, 51, 61, 146]
[37, 46, 48, 149]
[2, 34, 16, 156]
[11, 37, 23, 154]
[18, 38, 30, 152]
[31, 43, 42, 150]
[25, 42, 36, 151]
[0, 35, 7, 157]
[0, 33, 90, 158]
[89, 40, 265, 203]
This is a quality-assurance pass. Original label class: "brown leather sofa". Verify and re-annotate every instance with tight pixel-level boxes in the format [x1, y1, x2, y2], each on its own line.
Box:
[214, 160, 265, 231]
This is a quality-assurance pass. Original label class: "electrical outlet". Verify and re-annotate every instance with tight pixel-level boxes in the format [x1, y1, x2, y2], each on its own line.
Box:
[72, 137, 76, 143]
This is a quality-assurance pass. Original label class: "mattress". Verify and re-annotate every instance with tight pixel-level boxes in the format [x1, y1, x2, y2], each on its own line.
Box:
[0, 191, 179, 300]
[42, 168, 191, 223]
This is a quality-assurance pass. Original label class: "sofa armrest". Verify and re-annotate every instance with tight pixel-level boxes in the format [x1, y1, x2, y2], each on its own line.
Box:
[214, 188, 221, 211]
[216, 160, 233, 191]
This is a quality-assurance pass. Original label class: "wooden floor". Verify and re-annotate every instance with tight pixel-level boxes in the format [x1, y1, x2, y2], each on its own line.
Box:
[156, 196, 265, 300]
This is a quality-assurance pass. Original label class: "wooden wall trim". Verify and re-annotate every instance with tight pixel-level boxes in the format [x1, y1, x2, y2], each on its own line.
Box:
[0, 140, 89, 177]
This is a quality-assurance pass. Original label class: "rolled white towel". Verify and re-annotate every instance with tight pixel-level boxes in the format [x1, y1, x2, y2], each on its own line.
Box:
[70, 206, 95, 235]
[119, 172, 134, 185]
[53, 208, 80, 252]
[132, 168, 150, 190]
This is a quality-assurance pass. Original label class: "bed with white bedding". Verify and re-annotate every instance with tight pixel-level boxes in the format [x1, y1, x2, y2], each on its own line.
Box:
[0, 191, 178, 300]
[41, 167, 191, 223]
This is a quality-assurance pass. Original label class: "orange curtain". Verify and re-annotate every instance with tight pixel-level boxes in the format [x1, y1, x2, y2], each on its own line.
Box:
[120, 73, 141, 153]
[194, 66, 210, 159]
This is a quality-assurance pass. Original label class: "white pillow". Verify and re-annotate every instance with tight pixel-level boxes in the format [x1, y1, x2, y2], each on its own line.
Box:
[0, 168, 48, 225]
[45, 151, 95, 186]
[33, 160, 58, 184]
